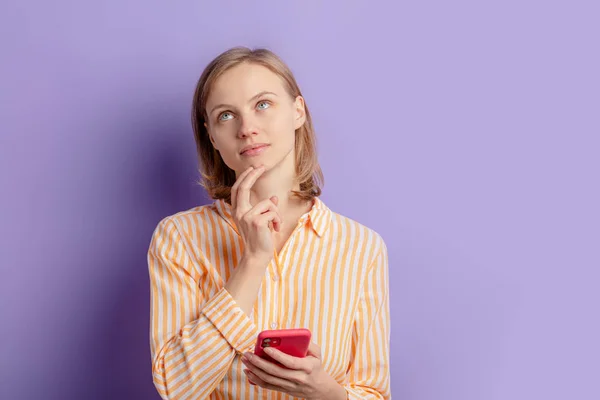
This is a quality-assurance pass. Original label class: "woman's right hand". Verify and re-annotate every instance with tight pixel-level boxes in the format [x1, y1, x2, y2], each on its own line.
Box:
[231, 166, 282, 266]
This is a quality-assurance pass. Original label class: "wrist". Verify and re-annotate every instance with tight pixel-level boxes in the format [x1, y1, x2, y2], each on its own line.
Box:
[312, 372, 347, 400]
[240, 253, 271, 270]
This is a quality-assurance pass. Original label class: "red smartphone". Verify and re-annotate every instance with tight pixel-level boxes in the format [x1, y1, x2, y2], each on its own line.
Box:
[253, 328, 311, 366]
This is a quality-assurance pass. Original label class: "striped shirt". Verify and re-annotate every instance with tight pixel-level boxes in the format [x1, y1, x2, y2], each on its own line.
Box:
[147, 196, 391, 399]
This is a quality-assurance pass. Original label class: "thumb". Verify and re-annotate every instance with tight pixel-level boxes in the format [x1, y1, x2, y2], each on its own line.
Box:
[308, 342, 322, 359]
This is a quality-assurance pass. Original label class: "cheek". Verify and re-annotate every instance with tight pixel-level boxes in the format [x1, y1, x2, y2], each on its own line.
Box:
[266, 110, 296, 135]
[211, 123, 237, 145]
[277, 116, 297, 148]
[217, 141, 238, 160]
[211, 130, 238, 159]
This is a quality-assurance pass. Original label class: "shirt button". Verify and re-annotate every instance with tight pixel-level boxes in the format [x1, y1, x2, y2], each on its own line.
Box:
[270, 322, 277, 329]
[272, 274, 279, 281]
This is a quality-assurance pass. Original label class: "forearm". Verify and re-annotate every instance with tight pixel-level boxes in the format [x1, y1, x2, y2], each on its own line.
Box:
[316, 371, 388, 400]
[317, 378, 348, 400]
[316, 374, 390, 400]
[153, 286, 260, 399]
[224, 255, 269, 317]
[153, 315, 236, 399]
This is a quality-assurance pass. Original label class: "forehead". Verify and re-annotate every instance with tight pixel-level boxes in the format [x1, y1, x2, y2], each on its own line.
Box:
[208, 62, 287, 104]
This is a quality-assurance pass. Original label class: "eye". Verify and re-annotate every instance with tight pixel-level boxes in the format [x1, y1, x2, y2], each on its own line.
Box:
[256, 101, 270, 110]
[218, 111, 233, 122]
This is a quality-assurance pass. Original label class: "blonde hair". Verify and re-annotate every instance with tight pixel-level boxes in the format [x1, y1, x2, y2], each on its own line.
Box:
[191, 47, 324, 204]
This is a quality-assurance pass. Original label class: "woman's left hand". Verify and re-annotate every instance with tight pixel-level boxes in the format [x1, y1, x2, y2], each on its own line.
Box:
[241, 342, 340, 399]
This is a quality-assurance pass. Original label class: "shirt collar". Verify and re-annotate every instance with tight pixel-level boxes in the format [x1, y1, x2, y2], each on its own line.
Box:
[213, 196, 331, 237]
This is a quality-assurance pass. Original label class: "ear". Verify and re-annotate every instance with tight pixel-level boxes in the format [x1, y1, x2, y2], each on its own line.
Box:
[204, 121, 219, 151]
[293, 95, 306, 130]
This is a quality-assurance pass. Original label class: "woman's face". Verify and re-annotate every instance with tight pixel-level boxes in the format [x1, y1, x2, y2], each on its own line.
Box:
[204, 62, 306, 175]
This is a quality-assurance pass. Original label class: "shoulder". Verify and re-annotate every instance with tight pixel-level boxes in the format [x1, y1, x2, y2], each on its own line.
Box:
[150, 202, 223, 238]
[327, 208, 387, 257]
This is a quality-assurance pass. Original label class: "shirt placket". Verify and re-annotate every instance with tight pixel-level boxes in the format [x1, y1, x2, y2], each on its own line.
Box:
[266, 214, 309, 331]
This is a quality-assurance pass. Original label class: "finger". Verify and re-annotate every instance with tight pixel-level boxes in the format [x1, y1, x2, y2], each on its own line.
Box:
[243, 368, 257, 386]
[254, 211, 282, 233]
[246, 198, 279, 217]
[262, 347, 309, 373]
[268, 196, 281, 231]
[272, 217, 280, 232]
[307, 342, 322, 359]
[236, 165, 265, 213]
[243, 368, 258, 386]
[231, 167, 254, 209]
[247, 200, 282, 226]
[243, 369, 280, 391]
[244, 365, 296, 391]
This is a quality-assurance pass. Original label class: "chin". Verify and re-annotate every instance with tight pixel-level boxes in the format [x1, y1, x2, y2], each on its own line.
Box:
[231, 160, 270, 174]
[242, 155, 275, 170]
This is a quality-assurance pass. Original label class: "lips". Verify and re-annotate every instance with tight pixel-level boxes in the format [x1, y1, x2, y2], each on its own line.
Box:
[240, 143, 269, 155]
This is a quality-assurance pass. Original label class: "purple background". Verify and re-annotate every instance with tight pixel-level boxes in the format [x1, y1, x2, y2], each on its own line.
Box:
[1, 1, 599, 399]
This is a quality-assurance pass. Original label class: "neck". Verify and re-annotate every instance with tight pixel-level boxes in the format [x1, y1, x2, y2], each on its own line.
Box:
[241, 151, 307, 215]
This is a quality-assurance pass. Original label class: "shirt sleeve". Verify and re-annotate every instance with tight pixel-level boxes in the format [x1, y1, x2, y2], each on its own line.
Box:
[148, 217, 258, 400]
[344, 239, 391, 399]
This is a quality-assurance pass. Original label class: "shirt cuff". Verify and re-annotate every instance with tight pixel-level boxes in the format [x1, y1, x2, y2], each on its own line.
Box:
[345, 386, 384, 400]
[201, 287, 258, 354]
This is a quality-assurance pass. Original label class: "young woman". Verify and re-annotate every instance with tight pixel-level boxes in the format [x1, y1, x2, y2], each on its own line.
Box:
[148, 47, 391, 399]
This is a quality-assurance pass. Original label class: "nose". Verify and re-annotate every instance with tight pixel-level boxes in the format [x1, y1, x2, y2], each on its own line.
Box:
[237, 115, 259, 139]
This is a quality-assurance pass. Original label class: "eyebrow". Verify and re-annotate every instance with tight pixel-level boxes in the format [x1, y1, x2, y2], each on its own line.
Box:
[209, 91, 278, 116]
